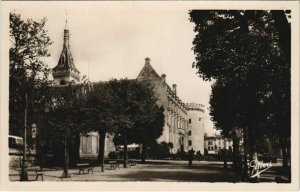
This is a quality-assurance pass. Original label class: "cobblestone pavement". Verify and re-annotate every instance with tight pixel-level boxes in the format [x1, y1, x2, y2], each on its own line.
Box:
[9, 160, 287, 182]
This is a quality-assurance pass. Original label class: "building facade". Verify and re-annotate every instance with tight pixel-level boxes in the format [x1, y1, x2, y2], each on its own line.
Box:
[137, 58, 206, 154]
[204, 133, 233, 155]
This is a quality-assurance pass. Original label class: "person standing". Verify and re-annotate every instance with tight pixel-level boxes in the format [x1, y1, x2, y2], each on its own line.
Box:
[188, 148, 194, 167]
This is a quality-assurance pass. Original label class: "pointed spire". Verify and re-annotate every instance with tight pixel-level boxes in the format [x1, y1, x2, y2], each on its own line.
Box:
[65, 12, 68, 30]
[52, 18, 80, 85]
[63, 13, 70, 49]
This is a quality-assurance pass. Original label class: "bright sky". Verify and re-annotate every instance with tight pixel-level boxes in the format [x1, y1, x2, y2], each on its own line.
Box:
[6, 2, 216, 134]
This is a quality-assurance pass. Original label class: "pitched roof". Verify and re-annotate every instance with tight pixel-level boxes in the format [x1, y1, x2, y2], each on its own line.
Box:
[137, 57, 162, 81]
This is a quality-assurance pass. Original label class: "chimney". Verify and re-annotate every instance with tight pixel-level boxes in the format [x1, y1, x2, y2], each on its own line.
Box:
[145, 57, 151, 65]
[172, 84, 177, 95]
[161, 74, 166, 83]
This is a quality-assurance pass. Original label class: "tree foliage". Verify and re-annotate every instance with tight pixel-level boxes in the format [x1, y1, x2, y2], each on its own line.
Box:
[45, 79, 89, 177]
[108, 79, 164, 165]
[82, 79, 164, 167]
[9, 12, 53, 136]
[189, 10, 291, 172]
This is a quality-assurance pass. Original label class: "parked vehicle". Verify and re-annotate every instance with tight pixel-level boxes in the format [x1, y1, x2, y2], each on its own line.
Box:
[9, 135, 23, 155]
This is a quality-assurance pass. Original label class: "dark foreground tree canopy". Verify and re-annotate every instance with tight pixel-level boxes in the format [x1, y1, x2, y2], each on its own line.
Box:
[189, 10, 291, 174]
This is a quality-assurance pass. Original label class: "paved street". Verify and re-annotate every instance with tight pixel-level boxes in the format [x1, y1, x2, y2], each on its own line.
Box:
[9, 160, 288, 182]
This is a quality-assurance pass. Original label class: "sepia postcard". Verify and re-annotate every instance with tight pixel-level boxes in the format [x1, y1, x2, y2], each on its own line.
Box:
[0, 1, 299, 191]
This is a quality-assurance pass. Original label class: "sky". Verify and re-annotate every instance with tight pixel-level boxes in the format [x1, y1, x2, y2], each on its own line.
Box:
[6, 2, 217, 134]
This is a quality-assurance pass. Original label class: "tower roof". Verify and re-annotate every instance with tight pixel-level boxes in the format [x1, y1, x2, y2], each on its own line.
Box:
[53, 28, 80, 74]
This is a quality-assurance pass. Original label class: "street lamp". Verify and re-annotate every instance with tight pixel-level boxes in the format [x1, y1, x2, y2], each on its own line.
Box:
[20, 75, 29, 181]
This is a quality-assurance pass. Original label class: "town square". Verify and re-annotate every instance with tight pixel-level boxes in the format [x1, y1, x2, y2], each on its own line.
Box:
[1, 1, 298, 190]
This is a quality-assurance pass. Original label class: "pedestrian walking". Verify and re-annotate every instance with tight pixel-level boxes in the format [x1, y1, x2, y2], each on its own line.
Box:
[188, 148, 194, 167]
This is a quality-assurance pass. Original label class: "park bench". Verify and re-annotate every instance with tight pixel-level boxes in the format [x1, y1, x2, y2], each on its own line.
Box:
[128, 160, 137, 167]
[16, 166, 44, 181]
[77, 163, 94, 174]
[34, 167, 44, 181]
[107, 160, 120, 170]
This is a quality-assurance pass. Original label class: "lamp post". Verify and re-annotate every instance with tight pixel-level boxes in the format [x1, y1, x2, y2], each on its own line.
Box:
[20, 76, 29, 181]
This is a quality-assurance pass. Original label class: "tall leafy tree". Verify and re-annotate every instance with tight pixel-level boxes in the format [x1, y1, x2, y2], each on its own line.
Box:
[131, 83, 165, 163]
[190, 10, 291, 179]
[108, 79, 148, 168]
[9, 12, 53, 136]
[80, 82, 118, 172]
[109, 79, 164, 166]
[269, 10, 291, 168]
[46, 79, 88, 178]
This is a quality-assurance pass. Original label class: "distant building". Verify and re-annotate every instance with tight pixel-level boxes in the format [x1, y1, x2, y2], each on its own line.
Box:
[204, 133, 233, 155]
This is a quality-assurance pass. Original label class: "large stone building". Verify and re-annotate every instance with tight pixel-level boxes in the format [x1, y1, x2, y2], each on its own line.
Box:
[137, 58, 189, 153]
[137, 58, 206, 154]
[52, 25, 206, 157]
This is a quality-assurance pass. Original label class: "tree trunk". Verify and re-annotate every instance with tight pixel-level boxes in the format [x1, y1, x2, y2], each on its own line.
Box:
[123, 135, 128, 168]
[286, 137, 291, 167]
[271, 10, 291, 65]
[69, 134, 80, 167]
[239, 11, 251, 182]
[232, 137, 240, 170]
[61, 141, 69, 178]
[141, 143, 147, 163]
[98, 131, 106, 172]
[242, 127, 248, 182]
[280, 137, 288, 168]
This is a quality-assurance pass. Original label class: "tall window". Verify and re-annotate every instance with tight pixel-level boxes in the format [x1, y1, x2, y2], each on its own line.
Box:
[188, 140, 192, 146]
[188, 130, 192, 136]
[188, 119, 191, 124]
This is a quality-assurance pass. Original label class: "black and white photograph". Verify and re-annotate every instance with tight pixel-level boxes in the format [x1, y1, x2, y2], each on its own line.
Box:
[0, 1, 299, 191]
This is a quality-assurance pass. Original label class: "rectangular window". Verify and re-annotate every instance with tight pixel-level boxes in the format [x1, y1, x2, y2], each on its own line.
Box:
[188, 119, 191, 124]
[199, 118, 201, 121]
[188, 140, 192, 146]
[188, 130, 192, 136]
